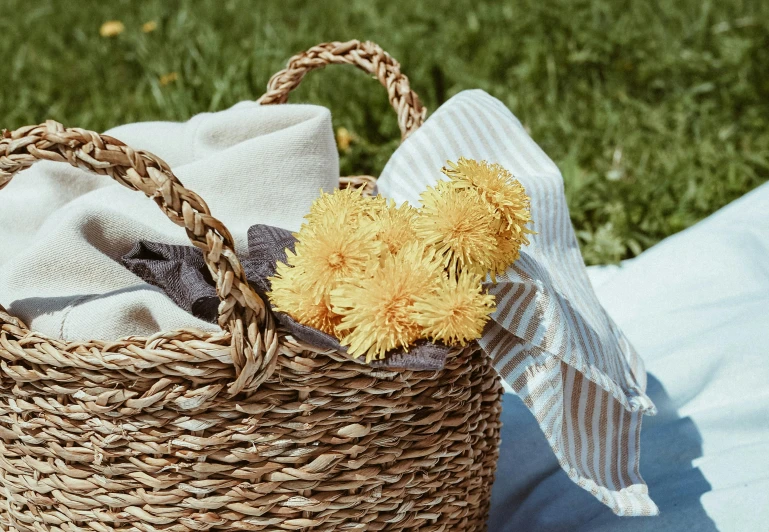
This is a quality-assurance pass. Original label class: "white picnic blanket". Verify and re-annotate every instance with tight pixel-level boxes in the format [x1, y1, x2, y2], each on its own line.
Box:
[0, 102, 339, 340]
[489, 181, 769, 531]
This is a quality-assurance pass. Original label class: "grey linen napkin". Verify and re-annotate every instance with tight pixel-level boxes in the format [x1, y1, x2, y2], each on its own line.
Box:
[122, 224, 447, 370]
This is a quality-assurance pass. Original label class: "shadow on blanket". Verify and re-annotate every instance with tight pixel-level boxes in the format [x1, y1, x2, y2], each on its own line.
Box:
[6, 286, 171, 336]
[8, 286, 164, 319]
[488, 374, 718, 531]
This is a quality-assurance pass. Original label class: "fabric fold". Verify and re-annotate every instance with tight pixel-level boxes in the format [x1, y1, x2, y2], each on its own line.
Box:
[376, 89, 658, 516]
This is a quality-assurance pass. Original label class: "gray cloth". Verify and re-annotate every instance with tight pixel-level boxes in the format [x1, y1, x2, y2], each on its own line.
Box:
[122, 224, 447, 370]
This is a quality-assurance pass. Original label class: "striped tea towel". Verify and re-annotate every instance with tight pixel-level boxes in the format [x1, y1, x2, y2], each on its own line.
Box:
[377, 90, 659, 516]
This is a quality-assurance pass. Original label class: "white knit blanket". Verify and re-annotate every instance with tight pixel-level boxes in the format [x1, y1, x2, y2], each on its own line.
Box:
[0, 102, 339, 340]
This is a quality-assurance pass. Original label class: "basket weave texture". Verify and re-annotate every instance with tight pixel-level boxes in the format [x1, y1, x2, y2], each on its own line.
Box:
[0, 40, 503, 531]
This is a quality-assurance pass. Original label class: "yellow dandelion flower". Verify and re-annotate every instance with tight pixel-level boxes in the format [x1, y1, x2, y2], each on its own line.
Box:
[486, 226, 532, 279]
[415, 182, 499, 276]
[99, 20, 125, 37]
[159, 72, 179, 86]
[371, 198, 419, 255]
[413, 270, 496, 346]
[305, 187, 370, 226]
[291, 215, 382, 301]
[336, 127, 353, 152]
[268, 258, 340, 335]
[442, 157, 533, 235]
[142, 20, 158, 33]
[331, 242, 443, 362]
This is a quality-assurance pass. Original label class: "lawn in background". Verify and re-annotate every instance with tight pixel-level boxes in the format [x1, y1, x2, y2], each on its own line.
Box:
[1, 0, 767, 264]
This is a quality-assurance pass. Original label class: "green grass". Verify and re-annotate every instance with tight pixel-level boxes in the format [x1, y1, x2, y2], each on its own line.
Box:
[2, 0, 767, 264]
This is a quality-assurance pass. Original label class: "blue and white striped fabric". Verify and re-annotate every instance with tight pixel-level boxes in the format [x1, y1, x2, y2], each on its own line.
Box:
[377, 90, 659, 516]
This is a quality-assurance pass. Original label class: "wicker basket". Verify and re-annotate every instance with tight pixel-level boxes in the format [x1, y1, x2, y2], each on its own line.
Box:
[0, 41, 503, 532]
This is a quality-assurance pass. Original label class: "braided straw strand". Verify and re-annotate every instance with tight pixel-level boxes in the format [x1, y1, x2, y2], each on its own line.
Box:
[0, 121, 277, 395]
[258, 40, 426, 140]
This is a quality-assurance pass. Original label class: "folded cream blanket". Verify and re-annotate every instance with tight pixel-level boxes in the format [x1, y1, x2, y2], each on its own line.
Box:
[0, 102, 339, 340]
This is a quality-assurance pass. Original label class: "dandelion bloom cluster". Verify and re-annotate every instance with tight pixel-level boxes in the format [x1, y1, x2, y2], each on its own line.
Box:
[268, 159, 533, 362]
[431, 157, 535, 280]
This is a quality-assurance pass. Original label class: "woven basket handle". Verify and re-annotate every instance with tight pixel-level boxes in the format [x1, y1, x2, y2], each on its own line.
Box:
[258, 40, 427, 142]
[0, 122, 277, 395]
